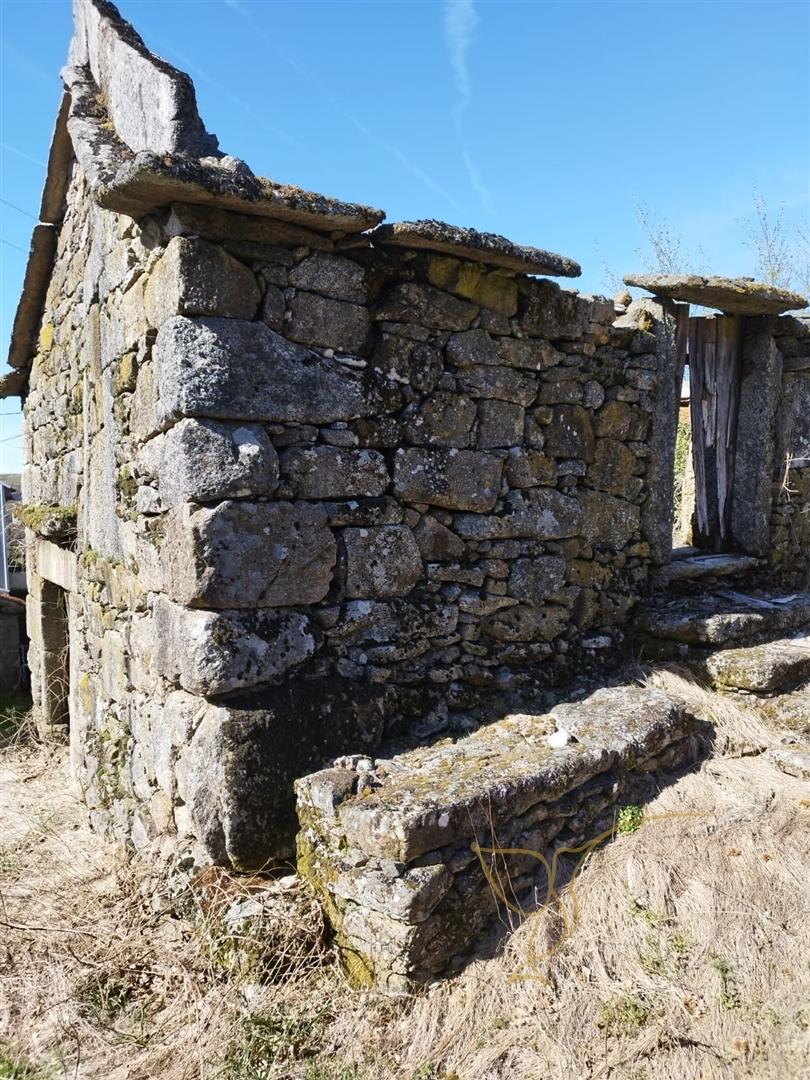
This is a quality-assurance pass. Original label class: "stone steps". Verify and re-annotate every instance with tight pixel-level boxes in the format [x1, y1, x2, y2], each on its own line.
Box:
[635, 590, 810, 652]
[295, 685, 699, 993]
[666, 553, 760, 583]
[691, 633, 810, 693]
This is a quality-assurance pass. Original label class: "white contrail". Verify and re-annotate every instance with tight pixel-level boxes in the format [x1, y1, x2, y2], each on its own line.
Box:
[463, 148, 495, 215]
[220, 0, 463, 212]
[443, 1, 494, 215]
[444, 0, 479, 130]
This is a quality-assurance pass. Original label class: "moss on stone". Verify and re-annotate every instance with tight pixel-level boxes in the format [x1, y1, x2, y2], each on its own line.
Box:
[15, 503, 77, 536]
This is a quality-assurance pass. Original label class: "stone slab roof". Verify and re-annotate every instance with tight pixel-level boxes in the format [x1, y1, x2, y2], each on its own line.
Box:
[624, 273, 808, 315]
[372, 219, 581, 277]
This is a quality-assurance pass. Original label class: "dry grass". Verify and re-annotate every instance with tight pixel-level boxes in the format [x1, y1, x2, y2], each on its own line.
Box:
[641, 665, 777, 757]
[2, 679, 809, 1079]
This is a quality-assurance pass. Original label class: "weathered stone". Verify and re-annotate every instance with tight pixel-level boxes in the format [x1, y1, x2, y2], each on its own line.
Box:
[183, 677, 389, 866]
[153, 596, 317, 694]
[412, 514, 467, 561]
[697, 634, 810, 692]
[765, 745, 810, 781]
[161, 500, 336, 607]
[521, 279, 595, 339]
[477, 400, 524, 448]
[70, 0, 219, 156]
[393, 448, 503, 512]
[594, 400, 648, 441]
[504, 448, 557, 488]
[427, 257, 518, 316]
[446, 329, 500, 367]
[281, 446, 389, 499]
[144, 236, 260, 326]
[287, 291, 371, 354]
[497, 337, 565, 371]
[261, 285, 285, 329]
[761, 691, 810, 734]
[588, 438, 639, 497]
[343, 525, 422, 598]
[624, 273, 808, 316]
[544, 405, 595, 461]
[537, 379, 583, 405]
[457, 365, 537, 406]
[507, 556, 567, 603]
[405, 393, 476, 448]
[373, 220, 580, 278]
[138, 419, 279, 507]
[155, 317, 403, 426]
[635, 592, 810, 647]
[667, 554, 759, 583]
[373, 336, 443, 393]
[579, 490, 640, 549]
[374, 283, 478, 331]
[481, 602, 568, 642]
[289, 253, 367, 303]
[330, 598, 458, 645]
[454, 488, 583, 540]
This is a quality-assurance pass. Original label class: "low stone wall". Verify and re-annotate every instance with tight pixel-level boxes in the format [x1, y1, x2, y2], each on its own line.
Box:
[295, 686, 699, 992]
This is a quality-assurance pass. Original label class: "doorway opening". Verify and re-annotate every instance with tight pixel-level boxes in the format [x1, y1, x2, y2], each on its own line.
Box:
[672, 315, 742, 556]
[39, 580, 71, 733]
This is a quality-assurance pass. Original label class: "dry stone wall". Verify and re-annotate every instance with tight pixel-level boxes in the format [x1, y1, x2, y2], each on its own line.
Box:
[7, 0, 809, 879]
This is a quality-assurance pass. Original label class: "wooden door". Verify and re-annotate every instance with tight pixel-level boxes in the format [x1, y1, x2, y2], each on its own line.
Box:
[687, 316, 741, 550]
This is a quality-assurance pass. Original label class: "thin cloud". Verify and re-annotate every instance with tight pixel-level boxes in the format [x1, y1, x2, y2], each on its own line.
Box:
[162, 45, 318, 164]
[221, 0, 463, 212]
[444, 0, 479, 130]
[443, 2, 494, 216]
[462, 148, 494, 215]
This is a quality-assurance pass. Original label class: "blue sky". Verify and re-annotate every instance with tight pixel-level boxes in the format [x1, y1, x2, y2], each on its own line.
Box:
[1, 0, 808, 474]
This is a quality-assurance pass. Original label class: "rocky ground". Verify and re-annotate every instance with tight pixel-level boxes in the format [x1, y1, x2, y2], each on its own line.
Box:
[1, 672, 809, 1080]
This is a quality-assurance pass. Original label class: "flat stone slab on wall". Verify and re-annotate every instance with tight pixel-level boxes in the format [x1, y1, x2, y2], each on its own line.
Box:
[623, 273, 807, 316]
[636, 591, 810, 648]
[295, 686, 698, 992]
[372, 220, 581, 278]
[692, 633, 810, 692]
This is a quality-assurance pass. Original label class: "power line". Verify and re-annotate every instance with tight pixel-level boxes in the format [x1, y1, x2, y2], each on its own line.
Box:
[0, 238, 28, 254]
[0, 198, 37, 221]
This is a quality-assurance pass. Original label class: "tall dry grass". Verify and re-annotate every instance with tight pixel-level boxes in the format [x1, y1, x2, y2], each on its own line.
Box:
[1, 674, 809, 1079]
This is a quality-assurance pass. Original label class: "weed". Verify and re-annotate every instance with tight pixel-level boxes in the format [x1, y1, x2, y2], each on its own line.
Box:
[78, 973, 134, 1024]
[0, 692, 33, 745]
[223, 1009, 328, 1078]
[0, 1046, 50, 1079]
[615, 805, 644, 836]
[710, 953, 740, 1009]
[596, 995, 651, 1036]
[628, 899, 666, 928]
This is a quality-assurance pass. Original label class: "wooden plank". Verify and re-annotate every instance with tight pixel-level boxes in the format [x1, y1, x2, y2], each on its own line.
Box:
[689, 317, 708, 539]
[715, 316, 741, 540]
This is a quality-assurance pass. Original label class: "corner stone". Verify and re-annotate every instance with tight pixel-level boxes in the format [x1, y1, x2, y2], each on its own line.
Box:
[161, 500, 336, 607]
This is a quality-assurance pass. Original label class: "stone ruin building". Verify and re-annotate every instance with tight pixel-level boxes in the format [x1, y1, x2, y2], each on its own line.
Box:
[3, 0, 810, 992]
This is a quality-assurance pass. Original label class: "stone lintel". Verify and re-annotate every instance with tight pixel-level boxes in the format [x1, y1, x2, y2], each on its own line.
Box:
[372, 220, 581, 278]
[624, 273, 808, 316]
